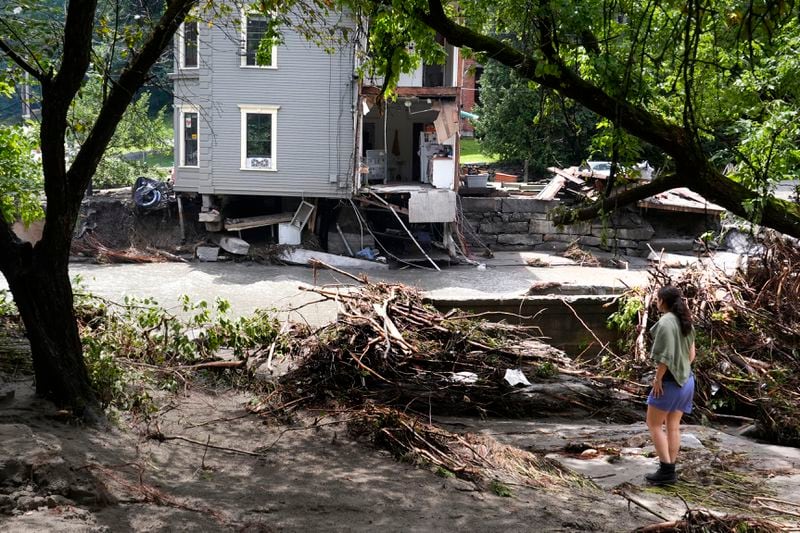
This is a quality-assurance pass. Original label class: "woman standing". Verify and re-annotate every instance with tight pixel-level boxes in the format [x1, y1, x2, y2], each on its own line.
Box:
[645, 285, 696, 485]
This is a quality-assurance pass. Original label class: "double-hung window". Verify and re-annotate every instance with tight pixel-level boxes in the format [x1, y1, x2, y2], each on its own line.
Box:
[178, 20, 199, 69]
[240, 105, 278, 171]
[179, 106, 199, 167]
[241, 12, 276, 68]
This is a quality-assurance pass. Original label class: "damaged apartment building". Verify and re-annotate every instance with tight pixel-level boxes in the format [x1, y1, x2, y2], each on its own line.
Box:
[170, 5, 468, 264]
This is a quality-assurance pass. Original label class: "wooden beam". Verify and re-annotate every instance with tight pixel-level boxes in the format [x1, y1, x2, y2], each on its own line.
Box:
[224, 212, 294, 231]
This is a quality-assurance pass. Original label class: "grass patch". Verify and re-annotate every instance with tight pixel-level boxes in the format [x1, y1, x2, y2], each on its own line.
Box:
[490, 480, 512, 497]
[460, 138, 500, 164]
[141, 150, 173, 169]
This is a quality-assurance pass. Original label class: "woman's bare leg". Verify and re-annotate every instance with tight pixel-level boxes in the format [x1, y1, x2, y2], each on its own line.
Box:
[666, 410, 684, 463]
[646, 405, 670, 463]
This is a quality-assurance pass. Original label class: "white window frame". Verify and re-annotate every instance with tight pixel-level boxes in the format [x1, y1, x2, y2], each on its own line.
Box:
[239, 105, 279, 171]
[177, 20, 199, 70]
[179, 105, 200, 168]
[240, 10, 277, 69]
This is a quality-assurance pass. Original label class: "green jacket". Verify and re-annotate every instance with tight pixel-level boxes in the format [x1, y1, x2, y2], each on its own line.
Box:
[650, 312, 694, 386]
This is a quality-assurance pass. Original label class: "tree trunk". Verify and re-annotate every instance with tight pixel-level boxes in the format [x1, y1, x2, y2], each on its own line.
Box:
[5, 255, 96, 414]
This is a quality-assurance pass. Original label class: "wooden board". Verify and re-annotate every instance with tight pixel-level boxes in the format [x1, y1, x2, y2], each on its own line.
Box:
[224, 212, 294, 231]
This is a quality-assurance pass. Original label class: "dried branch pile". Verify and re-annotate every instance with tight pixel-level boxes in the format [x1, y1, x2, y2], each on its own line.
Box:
[609, 232, 800, 446]
[72, 233, 184, 263]
[349, 405, 592, 491]
[634, 509, 784, 532]
[275, 265, 637, 420]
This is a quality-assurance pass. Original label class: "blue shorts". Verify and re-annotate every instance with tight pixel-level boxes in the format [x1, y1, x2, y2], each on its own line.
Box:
[647, 374, 694, 414]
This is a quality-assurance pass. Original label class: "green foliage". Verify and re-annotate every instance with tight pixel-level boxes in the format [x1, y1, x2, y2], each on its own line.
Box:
[75, 291, 286, 412]
[533, 361, 558, 379]
[490, 479, 512, 497]
[0, 124, 43, 224]
[361, 2, 446, 98]
[435, 466, 455, 478]
[256, 0, 447, 99]
[0, 289, 17, 317]
[607, 291, 645, 354]
[61, 78, 171, 188]
[475, 61, 597, 174]
[607, 292, 644, 333]
[1, 1, 173, 191]
[459, 138, 499, 164]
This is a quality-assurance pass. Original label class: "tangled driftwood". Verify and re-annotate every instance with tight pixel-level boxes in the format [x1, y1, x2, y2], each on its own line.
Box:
[72, 233, 184, 263]
[269, 260, 639, 421]
[604, 232, 800, 446]
[634, 509, 784, 532]
[348, 404, 591, 490]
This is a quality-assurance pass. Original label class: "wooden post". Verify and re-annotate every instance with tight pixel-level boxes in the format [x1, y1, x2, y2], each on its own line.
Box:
[177, 195, 186, 243]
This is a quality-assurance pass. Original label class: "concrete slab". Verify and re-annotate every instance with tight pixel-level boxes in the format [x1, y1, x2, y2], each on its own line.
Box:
[432, 417, 800, 511]
[0, 249, 738, 328]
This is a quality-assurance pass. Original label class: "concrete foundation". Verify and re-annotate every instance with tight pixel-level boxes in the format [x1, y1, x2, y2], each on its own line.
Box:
[430, 294, 619, 356]
[460, 196, 721, 256]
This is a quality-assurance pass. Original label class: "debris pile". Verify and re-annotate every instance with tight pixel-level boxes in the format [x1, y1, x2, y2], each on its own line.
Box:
[607, 232, 800, 446]
[634, 509, 784, 532]
[348, 405, 590, 490]
[269, 262, 638, 420]
[71, 233, 184, 263]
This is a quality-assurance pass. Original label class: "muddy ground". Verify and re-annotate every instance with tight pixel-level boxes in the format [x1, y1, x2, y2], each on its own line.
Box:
[2, 198, 798, 531]
[1, 367, 799, 532]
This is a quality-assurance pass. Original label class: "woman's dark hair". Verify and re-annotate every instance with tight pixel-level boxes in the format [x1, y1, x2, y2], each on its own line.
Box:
[658, 286, 693, 336]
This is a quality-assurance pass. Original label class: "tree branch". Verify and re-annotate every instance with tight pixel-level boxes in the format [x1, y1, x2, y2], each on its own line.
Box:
[66, 0, 196, 203]
[692, 171, 800, 238]
[54, 0, 99, 98]
[416, 0, 693, 160]
[551, 174, 685, 225]
[36, 0, 99, 255]
[0, 39, 47, 83]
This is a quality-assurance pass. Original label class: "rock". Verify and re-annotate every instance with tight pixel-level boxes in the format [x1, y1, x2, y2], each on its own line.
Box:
[680, 433, 704, 449]
[649, 238, 695, 253]
[0, 459, 31, 486]
[15, 495, 46, 511]
[625, 434, 648, 448]
[497, 234, 544, 246]
[196, 246, 219, 262]
[218, 235, 250, 255]
[45, 495, 74, 508]
[480, 221, 528, 234]
[67, 478, 116, 507]
[460, 197, 501, 213]
[9, 489, 34, 501]
[0, 493, 14, 512]
[32, 458, 73, 495]
[580, 448, 599, 457]
[501, 198, 555, 213]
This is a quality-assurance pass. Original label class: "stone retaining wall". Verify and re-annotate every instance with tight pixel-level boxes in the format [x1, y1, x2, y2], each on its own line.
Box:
[461, 197, 656, 255]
